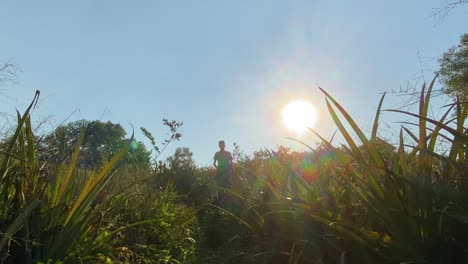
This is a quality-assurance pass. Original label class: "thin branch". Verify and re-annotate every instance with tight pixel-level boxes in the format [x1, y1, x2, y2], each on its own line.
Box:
[433, 0, 468, 19]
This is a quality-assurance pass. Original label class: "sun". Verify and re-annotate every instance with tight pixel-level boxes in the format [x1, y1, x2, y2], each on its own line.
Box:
[281, 100, 318, 135]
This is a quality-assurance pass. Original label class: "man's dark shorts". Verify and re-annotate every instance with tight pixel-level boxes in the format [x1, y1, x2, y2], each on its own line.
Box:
[216, 171, 231, 188]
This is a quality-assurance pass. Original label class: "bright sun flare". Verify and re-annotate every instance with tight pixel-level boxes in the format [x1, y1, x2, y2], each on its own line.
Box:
[281, 100, 318, 135]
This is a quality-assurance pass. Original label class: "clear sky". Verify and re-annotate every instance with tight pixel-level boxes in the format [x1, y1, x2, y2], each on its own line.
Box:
[0, 1, 467, 166]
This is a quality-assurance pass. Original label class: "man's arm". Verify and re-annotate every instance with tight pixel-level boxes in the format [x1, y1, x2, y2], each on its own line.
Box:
[213, 153, 218, 168]
[228, 152, 234, 172]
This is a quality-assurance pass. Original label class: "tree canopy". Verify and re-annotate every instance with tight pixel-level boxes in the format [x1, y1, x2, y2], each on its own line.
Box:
[438, 33, 468, 100]
[43, 120, 151, 168]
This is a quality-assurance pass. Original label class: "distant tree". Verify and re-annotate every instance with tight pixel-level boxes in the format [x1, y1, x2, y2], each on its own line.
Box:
[154, 147, 197, 200]
[43, 120, 151, 168]
[167, 147, 196, 194]
[167, 147, 196, 170]
[438, 34, 468, 100]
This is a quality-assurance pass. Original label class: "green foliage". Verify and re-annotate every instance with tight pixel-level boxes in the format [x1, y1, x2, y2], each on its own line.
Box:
[0, 92, 195, 263]
[439, 33, 468, 100]
[2, 73, 468, 264]
[106, 182, 198, 264]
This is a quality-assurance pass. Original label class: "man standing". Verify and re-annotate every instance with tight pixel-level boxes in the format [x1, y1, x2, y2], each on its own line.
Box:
[213, 140, 233, 188]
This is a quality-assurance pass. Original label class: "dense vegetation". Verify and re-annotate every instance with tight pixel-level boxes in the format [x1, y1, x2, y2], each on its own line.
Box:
[0, 34, 467, 263]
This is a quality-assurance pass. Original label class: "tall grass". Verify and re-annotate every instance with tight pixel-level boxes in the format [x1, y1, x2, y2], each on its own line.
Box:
[226, 76, 468, 263]
[0, 91, 132, 263]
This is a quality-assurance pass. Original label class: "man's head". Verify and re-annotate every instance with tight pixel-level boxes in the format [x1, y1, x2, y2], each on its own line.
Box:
[218, 140, 225, 150]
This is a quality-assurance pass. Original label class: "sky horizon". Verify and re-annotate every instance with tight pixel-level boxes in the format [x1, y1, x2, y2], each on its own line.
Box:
[1, 1, 467, 166]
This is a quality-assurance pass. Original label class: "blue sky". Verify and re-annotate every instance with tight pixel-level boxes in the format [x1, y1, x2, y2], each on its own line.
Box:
[0, 1, 467, 165]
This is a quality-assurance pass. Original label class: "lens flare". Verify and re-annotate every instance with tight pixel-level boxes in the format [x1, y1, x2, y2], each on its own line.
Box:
[281, 100, 318, 135]
[130, 140, 139, 151]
